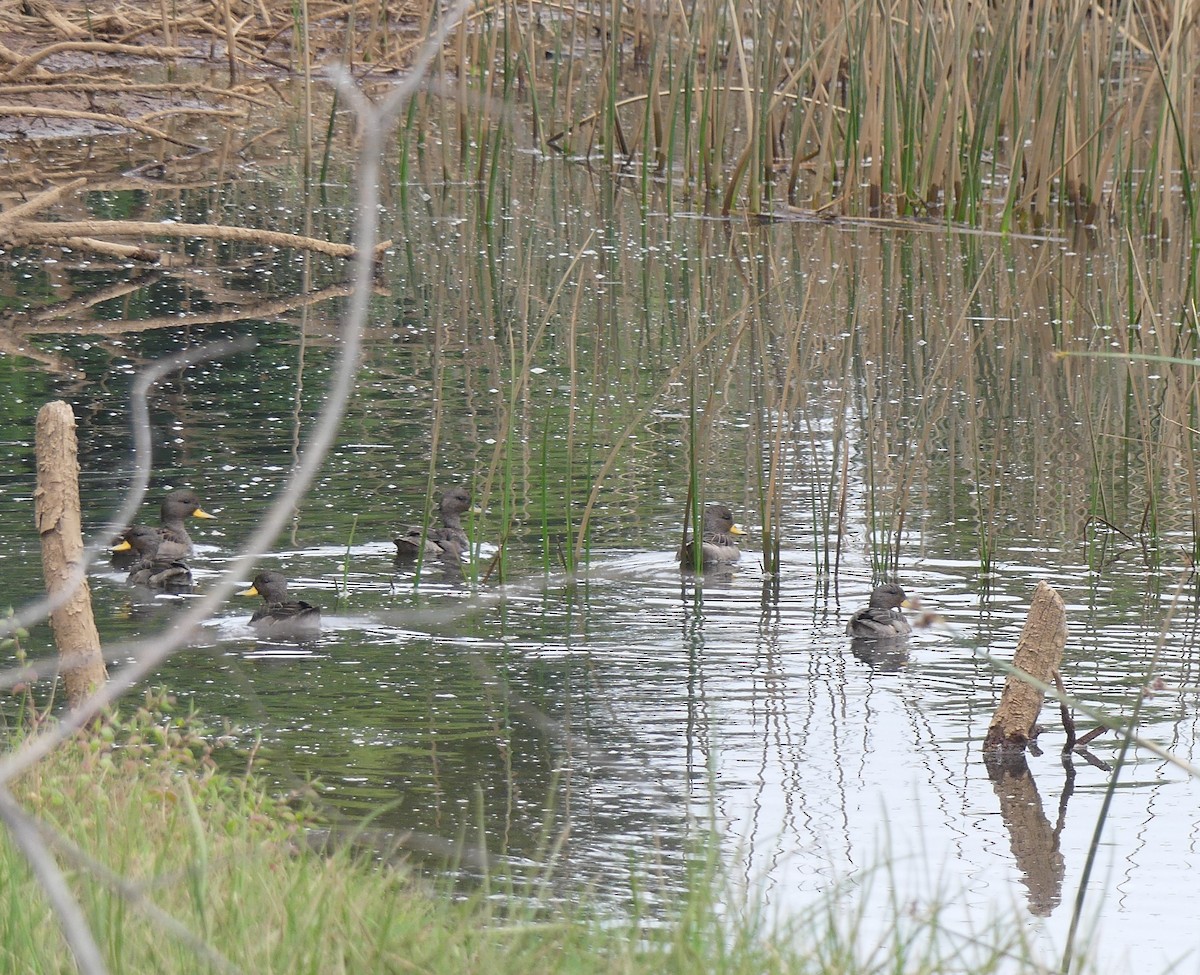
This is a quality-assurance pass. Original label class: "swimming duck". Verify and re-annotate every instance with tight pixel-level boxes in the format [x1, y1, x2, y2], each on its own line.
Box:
[118, 524, 193, 591]
[394, 487, 473, 560]
[678, 503, 745, 568]
[111, 489, 215, 563]
[846, 583, 912, 639]
[239, 571, 321, 638]
[112, 522, 188, 564]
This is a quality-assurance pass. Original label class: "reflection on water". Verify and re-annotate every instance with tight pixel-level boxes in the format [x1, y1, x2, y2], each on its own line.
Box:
[1, 146, 1200, 970]
[983, 751, 1067, 919]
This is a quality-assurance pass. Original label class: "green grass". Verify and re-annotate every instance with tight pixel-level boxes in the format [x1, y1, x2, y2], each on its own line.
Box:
[0, 693, 1082, 975]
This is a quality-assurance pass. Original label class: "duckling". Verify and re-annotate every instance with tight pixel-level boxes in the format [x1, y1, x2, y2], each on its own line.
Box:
[239, 571, 321, 639]
[394, 487, 473, 560]
[846, 583, 912, 639]
[678, 504, 745, 568]
[111, 489, 215, 564]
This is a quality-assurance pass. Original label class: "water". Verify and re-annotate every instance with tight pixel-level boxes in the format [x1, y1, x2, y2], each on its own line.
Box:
[2, 144, 1200, 972]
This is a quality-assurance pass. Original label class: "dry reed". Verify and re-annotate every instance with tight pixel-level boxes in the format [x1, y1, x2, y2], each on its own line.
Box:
[1, 0, 1195, 233]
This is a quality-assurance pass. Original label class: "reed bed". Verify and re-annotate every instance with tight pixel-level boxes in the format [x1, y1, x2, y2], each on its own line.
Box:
[444, 0, 1195, 230]
[1, 0, 1195, 623]
[357, 138, 1200, 584]
[4, 0, 1198, 233]
[10, 129, 1199, 579]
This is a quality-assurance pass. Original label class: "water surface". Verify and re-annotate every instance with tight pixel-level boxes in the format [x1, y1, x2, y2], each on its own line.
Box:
[2, 142, 1199, 973]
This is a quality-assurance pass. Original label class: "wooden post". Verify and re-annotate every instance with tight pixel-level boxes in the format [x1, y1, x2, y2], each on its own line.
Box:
[34, 401, 106, 706]
[984, 580, 1066, 753]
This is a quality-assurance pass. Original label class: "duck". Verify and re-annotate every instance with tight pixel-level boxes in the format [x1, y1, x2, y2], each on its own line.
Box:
[678, 503, 745, 568]
[394, 487, 473, 560]
[239, 571, 321, 638]
[111, 489, 215, 563]
[846, 583, 913, 639]
[117, 525, 193, 592]
[112, 522, 188, 564]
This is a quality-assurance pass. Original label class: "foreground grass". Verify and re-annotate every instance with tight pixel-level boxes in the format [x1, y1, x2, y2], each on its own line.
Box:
[0, 694, 1071, 975]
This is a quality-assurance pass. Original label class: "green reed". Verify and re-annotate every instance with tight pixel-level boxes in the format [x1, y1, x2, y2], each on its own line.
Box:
[538, 411, 554, 572]
[574, 304, 600, 572]
[683, 328, 703, 573]
[380, 116, 1200, 587]
[336, 513, 359, 609]
[408, 307, 451, 588]
[748, 323, 776, 579]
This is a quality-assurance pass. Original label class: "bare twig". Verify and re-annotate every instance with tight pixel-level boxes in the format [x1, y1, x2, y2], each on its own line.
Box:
[0, 105, 201, 147]
[4, 42, 192, 81]
[5, 219, 390, 260]
[0, 177, 87, 231]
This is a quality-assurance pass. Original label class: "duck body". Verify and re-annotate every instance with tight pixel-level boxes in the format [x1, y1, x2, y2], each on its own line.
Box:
[679, 504, 745, 568]
[394, 525, 468, 560]
[240, 571, 321, 639]
[127, 558, 193, 592]
[395, 487, 472, 560]
[111, 489, 215, 564]
[846, 583, 912, 639]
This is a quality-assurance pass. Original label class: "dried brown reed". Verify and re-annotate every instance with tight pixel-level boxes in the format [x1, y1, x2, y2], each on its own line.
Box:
[520, 0, 1195, 228]
[5, 0, 1197, 231]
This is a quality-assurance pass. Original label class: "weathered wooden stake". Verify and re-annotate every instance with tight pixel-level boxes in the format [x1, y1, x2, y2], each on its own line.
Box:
[34, 401, 106, 706]
[983, 580, 1066, 753]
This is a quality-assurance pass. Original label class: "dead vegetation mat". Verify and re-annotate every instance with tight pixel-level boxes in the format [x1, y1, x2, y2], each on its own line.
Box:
[0, 0, 420, 261]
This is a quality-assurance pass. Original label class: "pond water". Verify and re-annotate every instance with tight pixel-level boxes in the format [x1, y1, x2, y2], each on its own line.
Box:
[3, 131, 1200, 973]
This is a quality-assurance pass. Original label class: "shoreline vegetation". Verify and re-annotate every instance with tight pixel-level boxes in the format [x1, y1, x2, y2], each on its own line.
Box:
[0, 0, 1195, 232]
[1, 695, 1082, 975]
